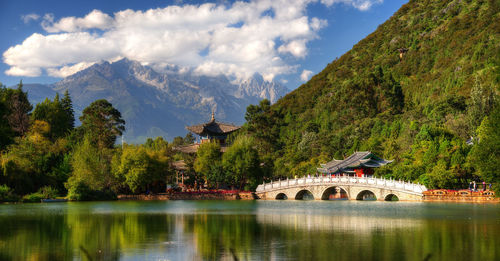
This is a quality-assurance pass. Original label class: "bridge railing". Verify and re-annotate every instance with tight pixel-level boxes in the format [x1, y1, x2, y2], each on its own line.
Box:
[255, 176, 427, 194]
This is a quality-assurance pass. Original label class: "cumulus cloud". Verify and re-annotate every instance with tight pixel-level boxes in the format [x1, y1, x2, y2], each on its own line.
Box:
[42, 10, 114, 33]
[300, 69, 313, 81]
[320, 0, 383, 11]
[21, 14, 40, 24]
[47, 62, 95, 77]
[3, 0, 381, 79]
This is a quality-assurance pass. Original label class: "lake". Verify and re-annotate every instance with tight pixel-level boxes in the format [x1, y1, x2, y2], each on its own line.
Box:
[0, 200, 499, 260]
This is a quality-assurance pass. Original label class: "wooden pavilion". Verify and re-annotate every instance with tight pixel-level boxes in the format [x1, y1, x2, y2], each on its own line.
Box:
[175, 112, 241, 153]
[172, 112, 241, 190]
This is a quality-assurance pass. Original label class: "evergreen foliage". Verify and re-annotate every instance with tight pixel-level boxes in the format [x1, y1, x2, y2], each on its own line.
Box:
[194, 142, 222, 188]
[80, 99, 125, 149]
[222, 136, 262, 190]
[0, 81, 31, 149]
[32, 93, 75, 140]
[468, 104, 500, 193]
[66, 135, 116, 199]
[112, 138, 173, 194]
[6, 81, 32, 137]
[245, 0, 500, 189]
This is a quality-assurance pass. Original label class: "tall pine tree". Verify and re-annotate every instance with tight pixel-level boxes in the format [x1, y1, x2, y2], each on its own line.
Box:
[5, 81, 32, 137]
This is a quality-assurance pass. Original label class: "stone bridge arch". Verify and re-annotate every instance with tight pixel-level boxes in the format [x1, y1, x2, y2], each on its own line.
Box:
[295, 189, 315, 200]
[320, 186, 350, 200]
[275, 193, 288, 200]
[384, 193, 399, 201]
[356, 190, 377, 200]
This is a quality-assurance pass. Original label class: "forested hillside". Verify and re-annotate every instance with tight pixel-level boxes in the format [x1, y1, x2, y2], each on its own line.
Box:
[245, 0, 500, 190]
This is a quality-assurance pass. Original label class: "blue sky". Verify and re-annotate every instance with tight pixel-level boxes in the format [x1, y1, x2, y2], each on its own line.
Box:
[0, 0, 407, 89]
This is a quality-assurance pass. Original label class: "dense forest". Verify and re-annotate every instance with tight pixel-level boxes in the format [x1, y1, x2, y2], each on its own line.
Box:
[243, 0, 500, 191]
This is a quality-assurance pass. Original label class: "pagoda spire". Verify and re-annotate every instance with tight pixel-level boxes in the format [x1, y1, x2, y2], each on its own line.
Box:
[211, 110, 215, 121]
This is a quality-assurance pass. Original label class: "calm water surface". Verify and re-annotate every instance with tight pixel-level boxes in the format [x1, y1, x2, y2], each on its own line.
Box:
[0, 200, 499, 261]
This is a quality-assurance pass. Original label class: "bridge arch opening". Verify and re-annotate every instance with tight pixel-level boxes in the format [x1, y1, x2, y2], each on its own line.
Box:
[356, 190, 377, 201]
[295, 190, 314, 200]
[384, 194, 399, 201]
[321, 186, 348, 200]
[275, 193, 288, 200]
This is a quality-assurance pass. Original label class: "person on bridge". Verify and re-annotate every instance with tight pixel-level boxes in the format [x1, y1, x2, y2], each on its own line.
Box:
[469, 182, 473, 192]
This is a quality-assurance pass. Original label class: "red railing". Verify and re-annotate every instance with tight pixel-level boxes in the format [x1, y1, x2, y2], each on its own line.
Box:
[171, 190, 252, 194]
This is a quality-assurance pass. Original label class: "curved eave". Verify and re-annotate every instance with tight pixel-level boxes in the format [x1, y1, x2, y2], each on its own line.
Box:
[186, 121, 241, 136]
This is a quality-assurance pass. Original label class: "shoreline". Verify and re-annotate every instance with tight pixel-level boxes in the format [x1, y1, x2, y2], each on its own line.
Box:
[117, 191, 257, 201]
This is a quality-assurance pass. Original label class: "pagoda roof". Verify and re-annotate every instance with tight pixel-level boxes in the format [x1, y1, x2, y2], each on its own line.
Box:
[317, 151, 393, 174]
[174, 144, 200, 154]
[186, 113, 241, 136]
[174, 143, 230, 154]
[171, 160, 187, 171]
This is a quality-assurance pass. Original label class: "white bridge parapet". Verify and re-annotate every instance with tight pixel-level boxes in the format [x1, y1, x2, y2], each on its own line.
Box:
[256, 176, 427, 196]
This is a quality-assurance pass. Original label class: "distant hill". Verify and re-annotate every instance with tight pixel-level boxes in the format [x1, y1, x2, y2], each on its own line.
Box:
[20, 58, 288, 143]
[256, 0, 499, 187]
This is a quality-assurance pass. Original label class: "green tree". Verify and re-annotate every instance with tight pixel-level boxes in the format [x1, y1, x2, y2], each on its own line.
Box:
[61, 90, 75, 130]
[0, 120, 70, 195]
[194, 142, 221, 188]
[467, 77, 496, 136]
[5, 81, 32, 137]
[80, 99, 125, 149]
[66, 135, 116, 200]
[112, 144, 172, 194]
[468, 105, 500, 193]
[32, 93, 75, 140]
[222, 136, 261, 190]
[184, 133, 195, 144]
[0, 84, 15, 150]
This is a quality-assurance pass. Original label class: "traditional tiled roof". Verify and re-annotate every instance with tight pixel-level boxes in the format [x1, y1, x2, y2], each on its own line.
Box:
[317, 151, 393, 173]
[174, 144, 200, 154]
[186, 113, 241, 136]
[171, 160, 187, 170]
[174, 143, 230, 153]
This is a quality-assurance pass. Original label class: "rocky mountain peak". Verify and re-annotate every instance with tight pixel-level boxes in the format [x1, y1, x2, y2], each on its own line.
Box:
[24, 59, 289, 143]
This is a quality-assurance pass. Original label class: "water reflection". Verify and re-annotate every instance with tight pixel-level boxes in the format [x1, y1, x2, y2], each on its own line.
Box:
[0, 201, 499, 261]
[256, 213, 422, 232]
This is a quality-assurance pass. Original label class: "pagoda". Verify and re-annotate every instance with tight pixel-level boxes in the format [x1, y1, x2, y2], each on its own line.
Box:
[175, 112, 241, 153]
[317, 151, 393, 177]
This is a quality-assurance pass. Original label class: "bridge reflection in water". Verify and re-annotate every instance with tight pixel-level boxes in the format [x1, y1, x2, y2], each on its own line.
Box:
[256, 212, 423, 233]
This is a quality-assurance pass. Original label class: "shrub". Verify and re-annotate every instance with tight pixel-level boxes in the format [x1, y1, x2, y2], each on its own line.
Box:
[39, 186, 58, 199]
[0, 185, 18, 202]
[22, 192, 44, 203]
[66, 178, 116, 201]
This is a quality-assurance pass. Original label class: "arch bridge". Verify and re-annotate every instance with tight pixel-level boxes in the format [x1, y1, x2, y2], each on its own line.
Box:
[255, 176, 427, 201]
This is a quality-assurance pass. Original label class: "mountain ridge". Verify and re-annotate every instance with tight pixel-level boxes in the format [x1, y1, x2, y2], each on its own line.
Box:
[20, 58, 289, 143]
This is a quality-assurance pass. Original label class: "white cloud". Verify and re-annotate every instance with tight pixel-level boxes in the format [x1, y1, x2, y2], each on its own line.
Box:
[3, 0, 379, 79]
[21, 14, 40, 24]
[42, 10, 114, 33]
[278, 39, 308, 58]
[5, 66, 41, 77]
[320, 0, 382, 11]
[47, 62, 95, 77]
[300, 69, 313, 81]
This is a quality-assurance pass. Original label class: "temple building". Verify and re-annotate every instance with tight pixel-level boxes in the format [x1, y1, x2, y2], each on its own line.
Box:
[175, 112, 241, 153]
[317, 151, 393, 177]
[173, 112, 241, 190]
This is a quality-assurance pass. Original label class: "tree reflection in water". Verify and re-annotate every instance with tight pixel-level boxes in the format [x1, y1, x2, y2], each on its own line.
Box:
[0, 201, 499, 261]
